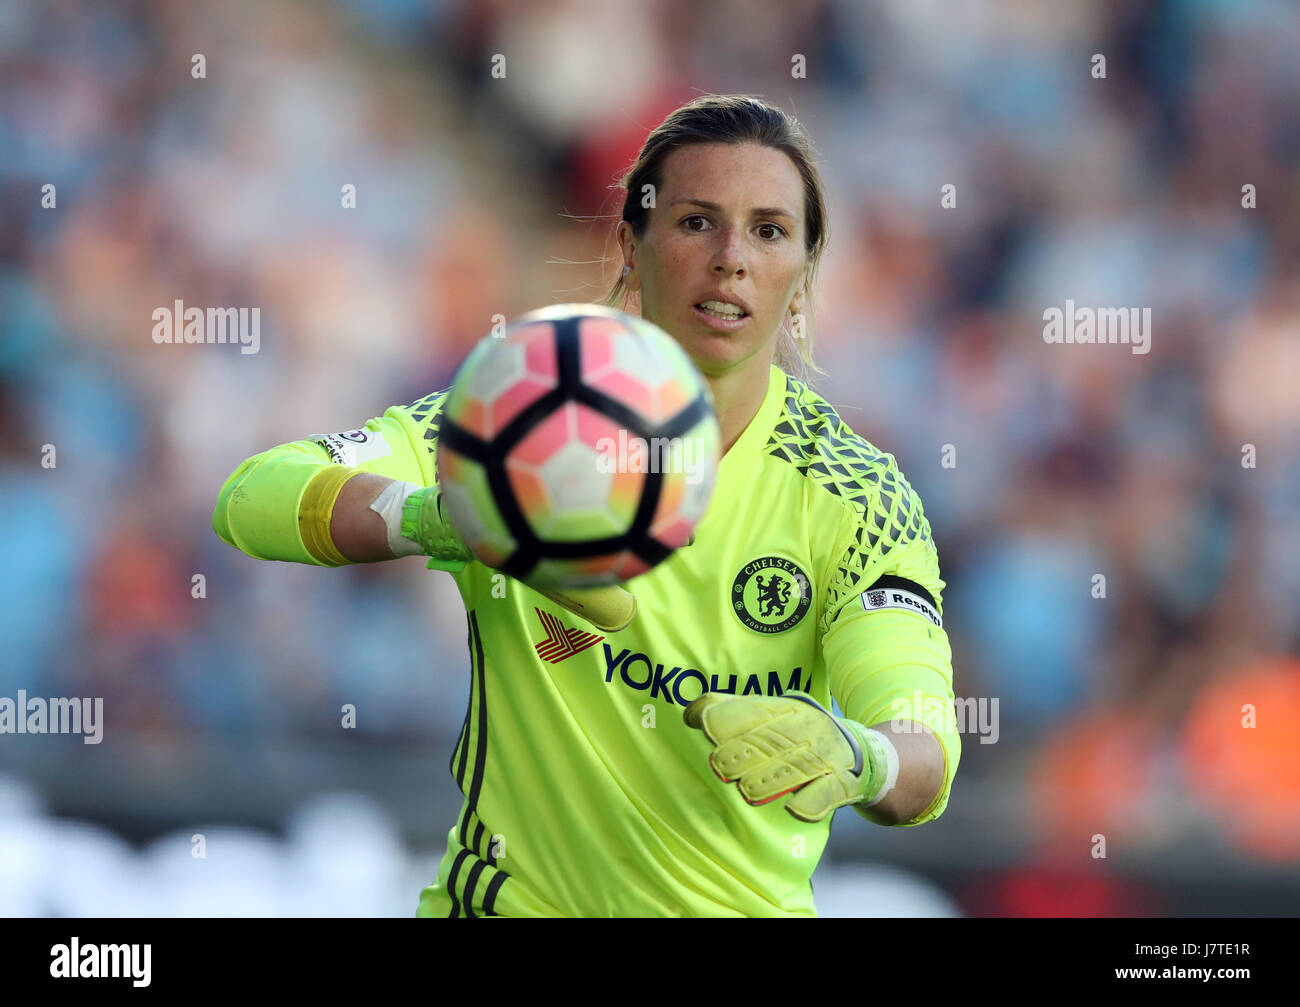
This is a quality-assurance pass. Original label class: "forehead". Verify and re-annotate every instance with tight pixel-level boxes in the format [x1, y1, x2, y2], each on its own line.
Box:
[658, 142, 804, 216]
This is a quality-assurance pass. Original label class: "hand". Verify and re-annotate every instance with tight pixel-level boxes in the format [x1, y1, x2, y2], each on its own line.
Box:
[683, 691, 889, 822]
[402, 485, 638, 633]
[402, 485, 472, 569]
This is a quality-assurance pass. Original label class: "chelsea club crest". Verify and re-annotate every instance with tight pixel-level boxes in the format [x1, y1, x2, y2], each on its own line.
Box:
[730, 556, 812, 634]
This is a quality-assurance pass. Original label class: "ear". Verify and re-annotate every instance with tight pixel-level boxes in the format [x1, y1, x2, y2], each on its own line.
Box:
[788, 265, 810, 316]
[616, 221, 641, 293]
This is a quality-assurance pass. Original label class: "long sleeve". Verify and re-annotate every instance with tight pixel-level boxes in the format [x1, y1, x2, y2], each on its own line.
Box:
[819, 463, 960, 825]
[823, 606, 959, 825]
[212, 390, 448, 564]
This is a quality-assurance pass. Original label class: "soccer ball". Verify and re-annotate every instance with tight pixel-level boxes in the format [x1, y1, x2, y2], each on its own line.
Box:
[436, 304, 721, 589]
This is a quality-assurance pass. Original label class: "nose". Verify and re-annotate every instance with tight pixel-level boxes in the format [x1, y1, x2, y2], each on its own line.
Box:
[711, 226, 746, 278]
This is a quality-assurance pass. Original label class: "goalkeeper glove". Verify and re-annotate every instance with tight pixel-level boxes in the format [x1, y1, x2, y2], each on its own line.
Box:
[391, 483, 638, 633]
[683, 691, 899, 822]
[397, 483, 471, 573]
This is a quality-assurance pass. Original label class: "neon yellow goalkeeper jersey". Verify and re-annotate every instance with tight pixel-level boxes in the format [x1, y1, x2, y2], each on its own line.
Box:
[213, 364, 960, 918]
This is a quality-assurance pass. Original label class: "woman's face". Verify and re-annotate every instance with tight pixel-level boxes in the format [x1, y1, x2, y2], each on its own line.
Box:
[619, 142, 809, 377]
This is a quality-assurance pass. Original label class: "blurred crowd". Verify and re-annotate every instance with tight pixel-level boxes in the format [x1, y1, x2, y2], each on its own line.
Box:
[0, 774, 965, 917]
[1, 0, 1298, 915]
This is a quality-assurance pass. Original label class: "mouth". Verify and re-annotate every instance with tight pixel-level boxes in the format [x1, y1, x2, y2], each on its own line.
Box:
[691, 299, 750, 331]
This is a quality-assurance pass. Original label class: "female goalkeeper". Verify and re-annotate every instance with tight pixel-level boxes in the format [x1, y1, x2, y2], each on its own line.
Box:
[213, 94, 959, 918]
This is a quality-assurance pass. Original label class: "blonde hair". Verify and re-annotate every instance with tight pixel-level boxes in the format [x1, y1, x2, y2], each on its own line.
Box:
[601, 94, 829, 383]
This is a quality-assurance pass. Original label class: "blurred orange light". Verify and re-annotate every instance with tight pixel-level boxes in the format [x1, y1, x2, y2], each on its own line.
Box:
[1181, 658, 1300, 861]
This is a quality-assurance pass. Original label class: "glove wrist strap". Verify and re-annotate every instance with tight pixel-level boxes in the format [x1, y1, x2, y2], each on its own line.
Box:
[844, 720, 901, 807]
[369, 480, 425, 557]
[399, 485, 471, 572]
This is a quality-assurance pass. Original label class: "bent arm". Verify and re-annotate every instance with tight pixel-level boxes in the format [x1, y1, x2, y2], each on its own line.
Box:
[824, 606, 961, 827]
[857, 721, 946, 826]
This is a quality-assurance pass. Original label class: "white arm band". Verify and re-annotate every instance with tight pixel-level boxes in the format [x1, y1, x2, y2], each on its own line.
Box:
[367, 480, 425, 557]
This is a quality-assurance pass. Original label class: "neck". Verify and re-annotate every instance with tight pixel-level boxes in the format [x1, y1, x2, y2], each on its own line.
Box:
[706, 350, 774, 456]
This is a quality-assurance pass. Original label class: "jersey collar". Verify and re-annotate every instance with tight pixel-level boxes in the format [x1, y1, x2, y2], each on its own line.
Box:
[701, 364, 787, 517]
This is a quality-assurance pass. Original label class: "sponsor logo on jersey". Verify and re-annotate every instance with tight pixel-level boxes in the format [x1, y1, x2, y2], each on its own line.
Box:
[599, 645, 810, 706]
[310, 428, 393, 467]
[860, 586, 943, 628]
[533, 607, 603, 663]
[730, 556, 812, 634]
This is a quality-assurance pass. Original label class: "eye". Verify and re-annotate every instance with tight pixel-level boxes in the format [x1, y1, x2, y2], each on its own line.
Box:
[681, 215, 709, 232]
[757, 223, 787, 241]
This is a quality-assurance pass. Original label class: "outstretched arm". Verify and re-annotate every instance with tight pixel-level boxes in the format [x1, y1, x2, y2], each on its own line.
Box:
[213, 409, 638, 632]
[213, 405, 433, 566]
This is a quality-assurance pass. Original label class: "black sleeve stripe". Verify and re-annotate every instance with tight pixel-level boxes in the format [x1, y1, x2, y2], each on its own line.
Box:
[466, 611, 490, 818]
[444, 610, 516, 918]
[450, 616, 474, 784]
[482, 870, 509, 916]
[456, 611, 490, 850]
[865, 575, 937, 610]
[461, 858, 488, 919]
[445, 845, 512, 918]
[445, 848, 471, 919]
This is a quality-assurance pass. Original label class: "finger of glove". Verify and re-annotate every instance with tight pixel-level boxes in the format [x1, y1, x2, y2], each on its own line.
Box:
[783, 776, 840, 823]
[735, 703, 853, 762]
[709, 715, 820, 780]
[536, 584, 636, 633]
[687, 695, 789, 745]
[733, 725, 850, 800]
[732, 751, 828, 805]
[683, 694, 775, 740]
[683, 693, 731, 732]
[738, 721, 860, 793]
